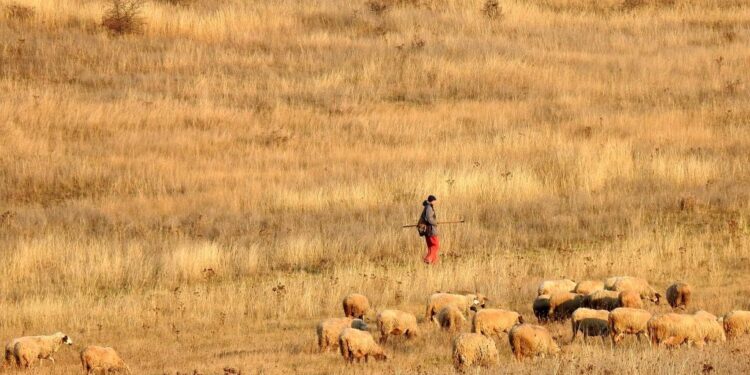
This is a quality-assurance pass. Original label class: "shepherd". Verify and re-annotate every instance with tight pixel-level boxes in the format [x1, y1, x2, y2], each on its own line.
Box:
[419, 195, 439, 264]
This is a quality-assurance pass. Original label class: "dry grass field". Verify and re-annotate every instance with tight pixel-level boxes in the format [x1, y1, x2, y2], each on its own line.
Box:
[1, 0, 750, 373]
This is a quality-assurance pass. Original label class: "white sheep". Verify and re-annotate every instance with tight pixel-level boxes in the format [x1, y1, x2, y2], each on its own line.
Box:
[609, 277, 661, 304]
[508, 324, 560, 361]
[574, 280, 604, 295]
[472, 308, 523, 339]
[376, 309, 419, 343]
[548, 292, 585, 321]
[6, 332, 72, 368]
[437, 306, 466, 332]
[571, 308, 610, 342]
[80, 346, 131, 374]
[647, 311, 723, 348]
[604, 276, 627, 290]
[452, 333, 499, 370]
[723, 310, 750, 339]
[339, 328, 387, 363]
[425, 292, 487, 324]
[317, 317, 368, 352]
[618, 290, 644, 309]
[342, 293, 370, 319]
[585, 290, 621, 311]
[537, 279, 576, 296]
[694, 310, 726, 344]
[608, 307, 652, 345]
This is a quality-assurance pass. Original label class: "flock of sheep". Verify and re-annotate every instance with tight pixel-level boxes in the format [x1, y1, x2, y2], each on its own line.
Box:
[317, 276, 750, 370]
[2, 332, 129, 373]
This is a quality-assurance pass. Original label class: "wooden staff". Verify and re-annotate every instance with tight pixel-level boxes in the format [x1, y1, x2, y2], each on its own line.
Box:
[401, 220, 465, 228]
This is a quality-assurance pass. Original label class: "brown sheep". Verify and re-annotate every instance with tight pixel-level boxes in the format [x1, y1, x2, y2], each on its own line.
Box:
[376, 309, 419, 343]
[618, 290, 644, 309]
[425, 292, 487, 324]
[452, 333, 499, 370]
[723, 310, 750, 339]
[609, 307, 652, 345]
[339, 328, 387, 363]
[548, 292, 586, 321]
[571, 308, 610, 342]
[537, 279, 577, 296]
[437, 306, 466, 332]
[508, 324, 560, 361]
[585, 290, 621, 311]
[574, 280, 605, 295]
[609, 277, 661, 304]
[342, 293, 370, 319]
[317, 317, 368, 352]
[472, 309, 523, 339]
[80, 346, 131, 374]
[666, 282, 692, 310]
[533, 295, 551, 324]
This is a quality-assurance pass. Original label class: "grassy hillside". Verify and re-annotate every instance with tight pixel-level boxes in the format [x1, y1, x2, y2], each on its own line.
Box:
[1, 0, 749, 373]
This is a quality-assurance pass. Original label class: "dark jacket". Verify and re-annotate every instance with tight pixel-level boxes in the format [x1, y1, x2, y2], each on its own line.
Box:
[420, 201, 438, 237]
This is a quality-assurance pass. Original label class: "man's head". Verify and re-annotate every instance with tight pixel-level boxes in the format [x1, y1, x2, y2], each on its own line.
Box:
[427, 195, 437, 204]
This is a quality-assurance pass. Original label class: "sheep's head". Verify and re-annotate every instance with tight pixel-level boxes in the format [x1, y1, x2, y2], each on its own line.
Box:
[467, 293, 488, 311]
[351, 319, 368, 331]
[373, 349, 388, 361]
[652, 292, 662, 305]
[406, 328, 419, 339]
[54, 333, 73, 345]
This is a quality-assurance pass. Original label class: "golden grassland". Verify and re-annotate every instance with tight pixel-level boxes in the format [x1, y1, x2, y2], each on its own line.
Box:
[1, 0, 749, 373]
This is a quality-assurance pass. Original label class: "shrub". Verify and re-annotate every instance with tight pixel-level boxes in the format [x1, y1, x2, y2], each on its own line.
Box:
[102, 0, 145, 35]
[5, 3, 35, 21]
[482, 0, 503, 20]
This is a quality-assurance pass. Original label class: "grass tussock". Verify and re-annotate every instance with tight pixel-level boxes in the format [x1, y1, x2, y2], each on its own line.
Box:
[102, 0, 145, 35]
[0, 0, 749, 373]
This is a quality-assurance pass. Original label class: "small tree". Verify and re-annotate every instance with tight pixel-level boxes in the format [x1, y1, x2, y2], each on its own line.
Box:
[102, 0, 145, 35]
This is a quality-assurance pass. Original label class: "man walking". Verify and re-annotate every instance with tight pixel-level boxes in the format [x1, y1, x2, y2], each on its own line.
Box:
[419, 195, 439, 264]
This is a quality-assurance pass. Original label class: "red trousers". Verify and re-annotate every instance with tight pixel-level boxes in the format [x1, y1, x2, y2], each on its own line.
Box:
[423, 236, 439, 264]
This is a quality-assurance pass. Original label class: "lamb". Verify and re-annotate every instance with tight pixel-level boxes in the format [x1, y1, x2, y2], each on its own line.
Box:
[666, 282, 692, 310]
[425, 292, 487, 323]
[317, 317, 368, 352]
[537, 279, 576, 296]
[376, 309, 419, 343]
[342, 293, 370, 319]
[472, 309, 524, 339]
[5, 332, 72, 368]
[609, 277, 661, 304]
[694, 310, 726, 344]
[608, 307, 652, 345]
[533, 295, 551, 323]
[618, 290, 644, 309]
[571, 308, 610, 342]
[452, 333, 499, 371]
[338, 328, 387, 363]
[548, 292, 585, 321]
[722, 310, 750, 339]
[508, 324, 560, 361]
[574, 280, 604, 295]
[437, 306, 466, 332]
[585, 290, 622, 311]
[80, 346, 131, 374]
